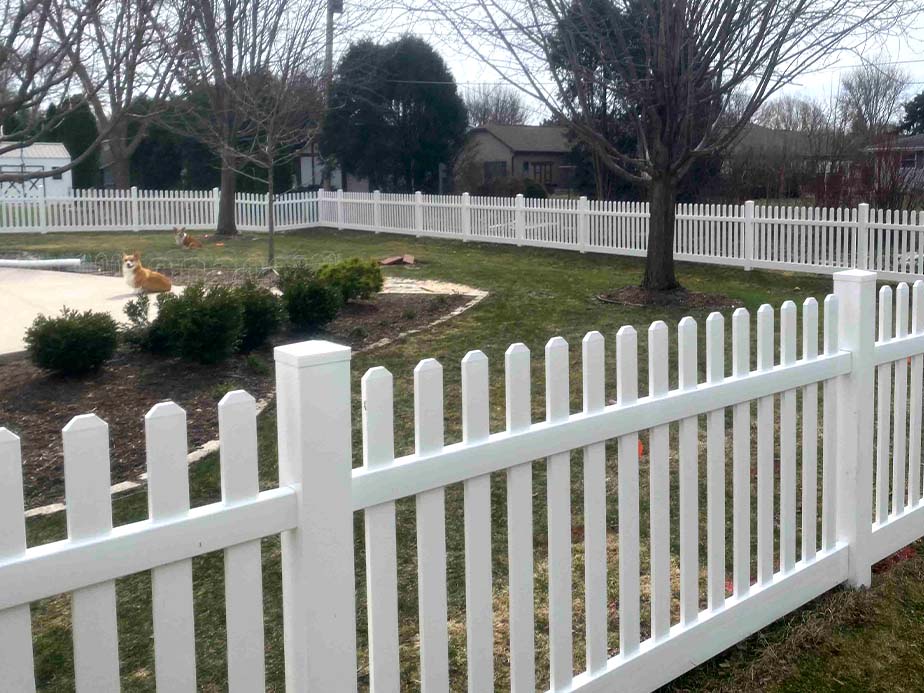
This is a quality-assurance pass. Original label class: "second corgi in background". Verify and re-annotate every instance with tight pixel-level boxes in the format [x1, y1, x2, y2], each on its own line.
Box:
[174, 227, 203, 249]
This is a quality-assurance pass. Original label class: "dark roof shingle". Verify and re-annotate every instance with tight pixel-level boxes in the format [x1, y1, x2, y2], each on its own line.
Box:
[478, 124, 571, 153]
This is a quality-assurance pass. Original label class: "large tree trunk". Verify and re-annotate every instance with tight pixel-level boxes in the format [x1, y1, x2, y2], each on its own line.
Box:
[109, 151, 131, 189]
[217, 162, 238, 236]
[266, 170, 275, 266]
[642, 176, 680, 291]
[107, 124, 132, 189]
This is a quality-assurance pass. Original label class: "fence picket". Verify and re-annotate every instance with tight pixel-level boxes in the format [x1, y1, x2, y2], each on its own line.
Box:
[893, 283, 909, 516]
[876, 286, 893, 524]
[505, 344, 535, 693]
[0, 429, 36, 693]
[822, 295, 839, 549]
[780, 302, 798, 573]
[801, 299, 819, 562]
[361, 368, 401, 692]
[732, 309, 751, 595]
[756, 305, 775, 584]
[218, 391, 266, 692]
[545, 337, 574, 687]
[145, 402, 197, 691]
[414, 359, 450, 692]
[581, 331, 608, 672]
[910, 282, 924, 508]
[461, 351, 494, 692]
[706, 313, 726, 608]
[617, 327, 641, 652]
[648, 321, 671, 637]
[678, 317, 699, 624]
[63, 415, 120, 692]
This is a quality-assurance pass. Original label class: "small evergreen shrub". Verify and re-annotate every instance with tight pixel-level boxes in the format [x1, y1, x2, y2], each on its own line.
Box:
[234, 282, 282, 351]
[122, 293, 152, 350]
[151, 284, 244, 364]
[278, 266, 342, 330]
[317, 258, 384, 302]
[25, 308, 118, 375]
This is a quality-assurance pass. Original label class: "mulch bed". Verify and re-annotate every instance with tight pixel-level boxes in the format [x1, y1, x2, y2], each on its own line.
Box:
[0, 292, 469, 509]
[596, 286, 743, 310]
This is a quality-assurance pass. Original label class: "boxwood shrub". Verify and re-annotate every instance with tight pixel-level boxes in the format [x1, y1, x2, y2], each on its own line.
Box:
[25, 308, 118, 375]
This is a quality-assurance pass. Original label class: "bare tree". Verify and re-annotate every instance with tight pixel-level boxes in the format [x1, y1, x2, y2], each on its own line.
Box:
[171, 0, 392, 236]
[838, 61, 910, 140]
[230, 67, 325, 264]
[465, 83, 529, 126]
[60, 0, 178, 188]
[426, 0, 917, 289]
[0, 0, 117, 182]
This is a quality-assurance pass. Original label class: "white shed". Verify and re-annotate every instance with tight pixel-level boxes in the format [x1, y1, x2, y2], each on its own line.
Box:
[0, 142, 73, 198]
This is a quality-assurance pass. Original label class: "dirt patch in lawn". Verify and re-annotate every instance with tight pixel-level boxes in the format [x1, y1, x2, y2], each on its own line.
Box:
[597, 286, 743, 310]
[0, 291, 469, 509]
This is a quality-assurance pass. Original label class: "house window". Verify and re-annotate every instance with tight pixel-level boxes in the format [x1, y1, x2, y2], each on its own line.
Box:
[531, 162, 553, 184]
[484, 161, 508, 181]
[522, 161, 529, 175]
[901, 153, 916, 169]
[52, 169, 62, 180]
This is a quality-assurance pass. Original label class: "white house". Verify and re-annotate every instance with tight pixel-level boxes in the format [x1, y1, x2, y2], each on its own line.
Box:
[0, 142, 72, 198]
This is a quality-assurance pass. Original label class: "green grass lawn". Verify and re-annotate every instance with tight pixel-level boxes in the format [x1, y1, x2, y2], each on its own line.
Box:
[4, 228, 922, 691]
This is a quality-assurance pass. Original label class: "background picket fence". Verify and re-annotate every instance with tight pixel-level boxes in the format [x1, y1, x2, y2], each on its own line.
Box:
[2, 186, 924, 278]
[323, 190, 924, 282]
[1, 269, 923, 691]
[0, 188, 319, 235]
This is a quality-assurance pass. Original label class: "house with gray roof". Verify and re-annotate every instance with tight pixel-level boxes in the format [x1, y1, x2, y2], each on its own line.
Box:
[462, 124, 573, 192]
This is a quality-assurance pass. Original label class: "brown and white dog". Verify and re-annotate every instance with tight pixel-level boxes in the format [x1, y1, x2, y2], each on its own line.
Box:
[174, 227, 203, 249]
[122, 252, 172, 293]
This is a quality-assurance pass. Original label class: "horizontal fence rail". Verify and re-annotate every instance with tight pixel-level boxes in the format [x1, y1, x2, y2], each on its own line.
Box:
[3, 270, 924, 691]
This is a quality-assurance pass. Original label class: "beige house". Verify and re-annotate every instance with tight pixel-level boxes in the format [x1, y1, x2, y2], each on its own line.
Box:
[461, 124, 573, 192]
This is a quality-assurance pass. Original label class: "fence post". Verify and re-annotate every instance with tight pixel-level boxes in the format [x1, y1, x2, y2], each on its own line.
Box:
[414, 191, 424, 236]
[578, 195, 590, 253]
[317, 189, 327, 225]
[857, 203, 870, 270]
[833, 269, 876, 588]
[129, 186, 139, 232]
[275, 340, 357, 691]
[744, 200, 755, 271]
[373, 190, 382, 232]
[514, 193, 525, 246]
[38, 192, 48, 233]
[212, 187, 220, 229]
[461, 192, 471, 241]
[337, 189, 344, 230]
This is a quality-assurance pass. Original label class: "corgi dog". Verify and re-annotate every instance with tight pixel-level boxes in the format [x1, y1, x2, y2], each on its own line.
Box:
[174, 227, 203, 249]
[122, 252, 172, 293]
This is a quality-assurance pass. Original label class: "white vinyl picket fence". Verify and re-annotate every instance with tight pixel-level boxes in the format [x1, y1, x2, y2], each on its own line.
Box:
[322, 190, 924, 282]
[0, 187, 319, 234]
[1, 186, 923, 281]
[2, 269, 924, 691]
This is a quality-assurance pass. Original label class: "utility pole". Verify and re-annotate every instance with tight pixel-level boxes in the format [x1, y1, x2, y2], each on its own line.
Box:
[325, 0, 341, 91]
[322, 0, 342, 189]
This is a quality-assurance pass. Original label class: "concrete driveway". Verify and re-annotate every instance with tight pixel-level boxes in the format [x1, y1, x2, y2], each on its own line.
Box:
[0, 268, 177, 356]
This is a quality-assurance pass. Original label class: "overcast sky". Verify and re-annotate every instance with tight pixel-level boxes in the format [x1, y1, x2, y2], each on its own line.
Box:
[341, 3, 924, 124]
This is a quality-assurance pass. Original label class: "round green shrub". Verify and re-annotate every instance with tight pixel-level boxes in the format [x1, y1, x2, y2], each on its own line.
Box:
[279, 266, 343, 330]
[317, 258, 384, 302]
[150, 284, 244, 364]
[234, 281, 283, 351]
[25, 308, 118, 375]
